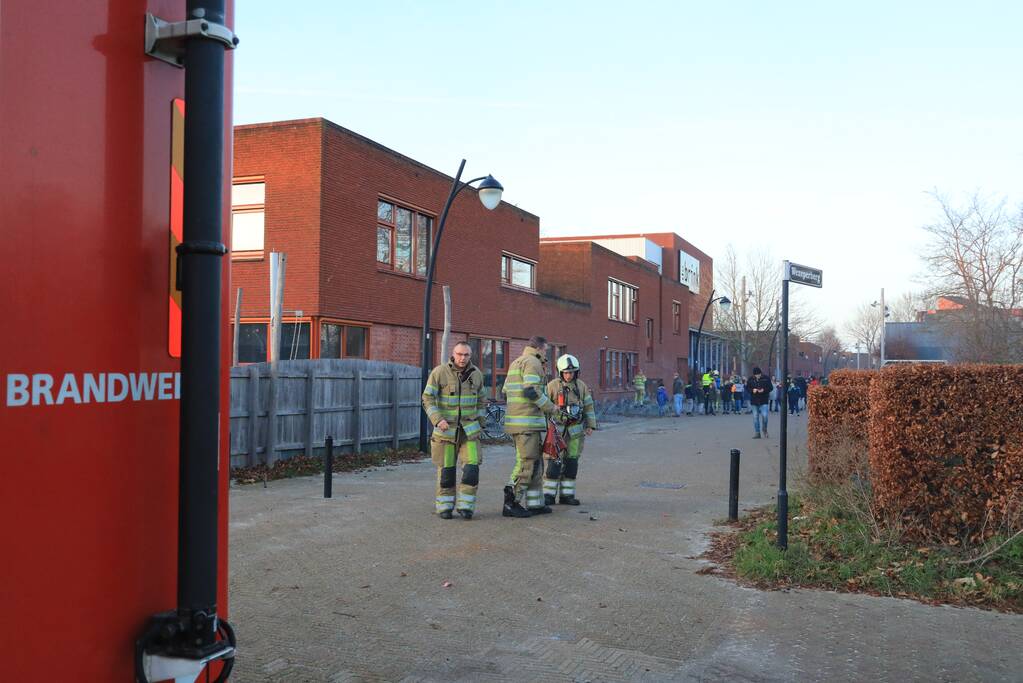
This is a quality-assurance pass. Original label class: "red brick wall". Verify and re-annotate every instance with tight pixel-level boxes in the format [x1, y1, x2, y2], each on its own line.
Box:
[232, 119, 323, 320]
[231, 119, 707, 400]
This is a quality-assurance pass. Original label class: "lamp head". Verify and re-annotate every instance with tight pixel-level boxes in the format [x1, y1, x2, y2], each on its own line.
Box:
[477, 175, 504, 210]
[717, 296, 731, 313]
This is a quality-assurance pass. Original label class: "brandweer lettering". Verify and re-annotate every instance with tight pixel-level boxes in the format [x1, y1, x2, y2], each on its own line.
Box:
[4, 372, 181, 407]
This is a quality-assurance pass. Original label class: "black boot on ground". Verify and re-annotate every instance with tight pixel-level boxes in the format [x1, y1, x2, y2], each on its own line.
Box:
[503, 485, 531, 518]
[458, 509, 473, 520]
[559, 495, 580, 506]
[530, 505, 553, 515]
[439, 510, 453, 519]
[544, 494, 556, 506]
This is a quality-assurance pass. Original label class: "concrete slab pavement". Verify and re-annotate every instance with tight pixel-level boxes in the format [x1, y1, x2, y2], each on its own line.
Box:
[228, 411, 1023, 682]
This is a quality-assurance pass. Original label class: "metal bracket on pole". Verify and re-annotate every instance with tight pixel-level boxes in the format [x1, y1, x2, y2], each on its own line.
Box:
[145, 13, 239, 68]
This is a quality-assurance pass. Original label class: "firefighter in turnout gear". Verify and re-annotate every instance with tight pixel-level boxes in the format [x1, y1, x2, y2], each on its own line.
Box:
[543, 354, 597, 506]
[422, 341, 487, 520]
[633, 369, 647, 405]
[502, 336, 558, 517]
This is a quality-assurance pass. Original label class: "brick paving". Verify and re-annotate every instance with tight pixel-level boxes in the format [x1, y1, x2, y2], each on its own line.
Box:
[229, 413, 1023, 682]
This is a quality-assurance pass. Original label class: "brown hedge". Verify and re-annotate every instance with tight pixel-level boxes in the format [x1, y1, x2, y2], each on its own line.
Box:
[827, 369, 876, 388]
[807, 385, 870, 482]
[868, 364, 1023, 544]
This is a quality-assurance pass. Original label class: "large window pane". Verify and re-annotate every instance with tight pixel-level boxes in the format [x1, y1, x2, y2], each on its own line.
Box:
[232, 210, 264, 252]
[281, 323, 310, 360]
[377, 200, 393, 223]
[238, 323, 267, 363]
[416, 215, 431, 276]
[320, 323, 342, 359]
[511, 259, 533, 288]
[395, 207, 413, 273]
[345, 325, 367, 358]
[496, 341, 506, 370]
[376, 225, 391, 264]
[232, 182, 265, 206]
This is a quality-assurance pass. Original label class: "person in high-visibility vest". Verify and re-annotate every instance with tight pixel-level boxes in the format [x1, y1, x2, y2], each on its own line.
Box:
[701, 370, 714, 415]
[633, 369, 647, 405]
[543, 354, 597, 506]
[421, 341, 487, 519]
[502, 335, 558, 517]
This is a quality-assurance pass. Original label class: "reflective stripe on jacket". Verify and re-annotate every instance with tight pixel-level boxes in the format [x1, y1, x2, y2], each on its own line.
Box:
[502, 345, 555, 433]
[422, 361, 486, 442]
[545, 377, 597, 438]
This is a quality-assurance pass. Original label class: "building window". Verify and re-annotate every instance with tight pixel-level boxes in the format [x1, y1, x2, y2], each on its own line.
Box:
[280, 322, 311, 360]
[376, 199, 432, 276]
[237, 323, 267, 363]
[672, 301, 681, 335]
[500, 253, 536, 290]
[469, 337, 509, 399]
[319, 323, 369, 359]
[601, 349, 639, 389]
[646, 318, 654, 361]
[607, 279, 637, 323]
[231, 180, 265, 257]
[546, 344, 567, 379]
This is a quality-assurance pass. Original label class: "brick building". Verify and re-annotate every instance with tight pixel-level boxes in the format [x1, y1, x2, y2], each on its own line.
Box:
[229, 118, 718, 401]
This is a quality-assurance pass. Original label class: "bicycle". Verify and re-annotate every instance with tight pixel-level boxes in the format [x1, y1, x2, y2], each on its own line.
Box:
[481, 399, 506, 440]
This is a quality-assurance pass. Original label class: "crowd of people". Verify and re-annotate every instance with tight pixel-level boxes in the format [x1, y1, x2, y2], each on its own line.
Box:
[643, 368, 823, 430]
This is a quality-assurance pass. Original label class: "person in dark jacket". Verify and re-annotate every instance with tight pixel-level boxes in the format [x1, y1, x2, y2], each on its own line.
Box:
[747, 367, 772, 438]
[672, 372, 684, 417]
[787, 380, 802, 415]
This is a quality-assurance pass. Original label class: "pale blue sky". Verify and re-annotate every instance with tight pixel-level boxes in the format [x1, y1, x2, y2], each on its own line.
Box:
[232, 1, 1021, 339]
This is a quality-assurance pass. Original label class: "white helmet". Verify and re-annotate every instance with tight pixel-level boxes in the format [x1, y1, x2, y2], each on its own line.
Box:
[556, 354, 580, 373]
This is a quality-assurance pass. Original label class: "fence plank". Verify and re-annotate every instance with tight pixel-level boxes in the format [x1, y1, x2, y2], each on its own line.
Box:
[353, 368, 362, 453]
[391, 367, 400, 450]
[247, 365, 259, 466]
[267, 366, 279, 465]
[304, 364, 316, 458]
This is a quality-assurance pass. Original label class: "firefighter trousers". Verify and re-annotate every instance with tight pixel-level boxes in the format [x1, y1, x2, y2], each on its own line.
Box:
[543, 434, 584, 499]
[508, 432, 544, 510]
[431, 430, 481, 514]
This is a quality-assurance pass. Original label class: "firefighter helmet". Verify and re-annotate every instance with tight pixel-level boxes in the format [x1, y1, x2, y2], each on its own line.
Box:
[556, 354, 580, 373]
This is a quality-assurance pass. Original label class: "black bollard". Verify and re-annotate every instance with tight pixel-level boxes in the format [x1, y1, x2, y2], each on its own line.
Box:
[324, 436, 334, 499]
[728, 449, 741, 521]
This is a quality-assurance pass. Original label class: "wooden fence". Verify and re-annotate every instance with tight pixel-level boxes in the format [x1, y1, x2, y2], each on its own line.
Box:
[229, 359, 423, 467]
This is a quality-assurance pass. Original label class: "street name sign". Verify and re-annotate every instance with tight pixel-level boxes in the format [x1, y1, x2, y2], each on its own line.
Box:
[786, 262, 823, 288]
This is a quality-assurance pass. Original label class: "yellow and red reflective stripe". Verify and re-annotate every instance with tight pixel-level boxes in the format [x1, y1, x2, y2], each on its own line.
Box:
[168, 98, 185, 358]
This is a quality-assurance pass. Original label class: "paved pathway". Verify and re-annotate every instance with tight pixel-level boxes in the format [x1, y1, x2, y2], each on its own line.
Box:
[228, 411, 1023, 682]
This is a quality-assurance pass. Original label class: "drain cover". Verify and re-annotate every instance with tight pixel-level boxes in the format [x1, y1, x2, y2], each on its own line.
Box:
[638, 481, 686, 489]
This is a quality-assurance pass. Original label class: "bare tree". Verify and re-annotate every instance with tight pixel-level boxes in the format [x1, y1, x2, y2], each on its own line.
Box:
[888, 291, 931, 323]
[714, 245, 824, 375]
[816, 325, 844, 373]
[846, 302, 882, 365]
[919, 191, 1023, 362]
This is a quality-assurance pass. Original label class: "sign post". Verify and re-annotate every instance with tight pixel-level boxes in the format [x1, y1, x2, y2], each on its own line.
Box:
[778, 260, 822, 550]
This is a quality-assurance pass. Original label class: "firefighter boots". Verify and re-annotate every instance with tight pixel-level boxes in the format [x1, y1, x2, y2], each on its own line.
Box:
[502, 485, 531, 518]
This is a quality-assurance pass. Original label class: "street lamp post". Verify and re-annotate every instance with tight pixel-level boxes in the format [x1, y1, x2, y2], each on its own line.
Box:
[690, 290, 731, 392]
[418, 159, 504, 452]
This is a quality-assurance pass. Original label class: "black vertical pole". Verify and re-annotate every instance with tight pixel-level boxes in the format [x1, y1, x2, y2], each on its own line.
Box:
[177, 0, 228, 651]
[419, 160, 466, 452]
[778, 263, 790, 550]
[728, 448, 740, 521]
[324, 436, 334, 498]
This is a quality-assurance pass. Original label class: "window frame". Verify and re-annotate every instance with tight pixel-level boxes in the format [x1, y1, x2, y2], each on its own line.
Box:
[607, 278, 638, 324]
[231, 176, 266, 260]
[376, 197, 434, 277]
[469, 336, 511, 399]
[500, 252, 537, 292]
[318, 319, 371, 359]
[672, 300, 682, 335]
